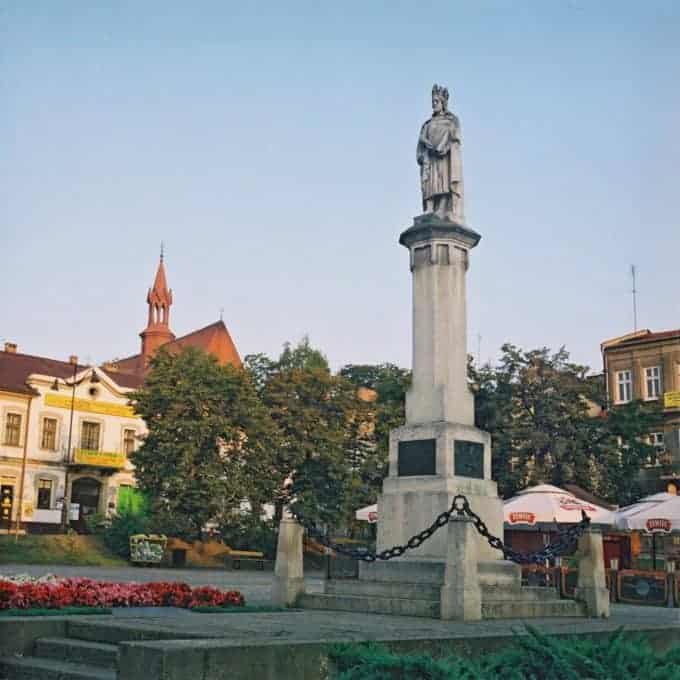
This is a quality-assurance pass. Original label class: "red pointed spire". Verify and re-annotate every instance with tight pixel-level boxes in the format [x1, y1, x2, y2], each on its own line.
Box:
[140, 247, 176, 362]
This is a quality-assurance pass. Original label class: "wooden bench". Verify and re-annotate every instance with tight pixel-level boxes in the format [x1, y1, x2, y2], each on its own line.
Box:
[224, 549, 269, 571]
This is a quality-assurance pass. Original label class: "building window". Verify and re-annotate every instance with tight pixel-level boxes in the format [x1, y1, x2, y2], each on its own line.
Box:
[616, 370, 632, 403]
[648, 432, 665, 466]
[41, 417, 58, 450]
[37, 479, 53, 510]
[4, 413, 22, 446]
[123, 429, 136, 456]
[645, 366, 662, 400]
[80, 422, 101, 451]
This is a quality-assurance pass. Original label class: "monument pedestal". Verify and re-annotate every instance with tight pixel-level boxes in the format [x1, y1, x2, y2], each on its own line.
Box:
[300, 214, 585, 618]
[378, 422, 504, 563]
[375, 215, 504, 563]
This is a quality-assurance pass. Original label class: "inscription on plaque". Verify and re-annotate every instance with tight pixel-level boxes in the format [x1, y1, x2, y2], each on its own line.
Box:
[398, 439, 436, 476]
[454, 440, 484, 479]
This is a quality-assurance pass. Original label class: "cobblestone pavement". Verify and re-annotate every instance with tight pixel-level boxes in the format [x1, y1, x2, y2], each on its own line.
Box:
[0, 563, 325, 604]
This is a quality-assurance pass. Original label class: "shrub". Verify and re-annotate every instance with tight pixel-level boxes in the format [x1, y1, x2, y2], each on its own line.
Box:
[101, 511, 150, 559]
[220, 515, 277, 559]
[329, 627, 680, 680]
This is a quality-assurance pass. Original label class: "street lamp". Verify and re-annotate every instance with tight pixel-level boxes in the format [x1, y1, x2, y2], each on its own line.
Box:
[58, 364, 99, 532]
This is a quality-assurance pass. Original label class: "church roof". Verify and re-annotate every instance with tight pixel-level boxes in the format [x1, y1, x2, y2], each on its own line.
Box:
[111, 320, 241, 376]
[147, 257, 173, 307]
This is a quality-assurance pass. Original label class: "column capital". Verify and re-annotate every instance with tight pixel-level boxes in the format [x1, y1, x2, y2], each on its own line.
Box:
[400, 214, 481, 250]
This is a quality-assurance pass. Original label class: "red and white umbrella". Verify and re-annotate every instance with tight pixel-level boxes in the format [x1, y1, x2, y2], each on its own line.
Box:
[355, 504, 378, 523]
[615, 493, 680, 533]
[504, 484, 615, 527]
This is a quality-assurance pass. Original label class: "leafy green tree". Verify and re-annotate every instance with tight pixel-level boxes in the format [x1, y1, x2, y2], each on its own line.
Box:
[339, 364, 411, 520]
[471, 344, 603, 498]
[595, 400, 664, 505]
[130, 347, 275, 539]
[246, 338, 357, 527]
[470, 344, 665, 505]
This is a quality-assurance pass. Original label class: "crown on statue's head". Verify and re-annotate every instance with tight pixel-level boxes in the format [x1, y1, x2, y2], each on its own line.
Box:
[432, 84, 449, 102]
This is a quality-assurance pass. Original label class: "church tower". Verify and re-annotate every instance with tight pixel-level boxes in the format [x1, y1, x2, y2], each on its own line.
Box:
[140, 249, 175, 363]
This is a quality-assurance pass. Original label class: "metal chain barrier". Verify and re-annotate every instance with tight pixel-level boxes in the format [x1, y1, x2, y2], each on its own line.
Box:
[290, 494, 591, 565]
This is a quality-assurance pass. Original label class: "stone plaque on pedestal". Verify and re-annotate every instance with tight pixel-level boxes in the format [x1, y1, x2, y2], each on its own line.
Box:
[454, 440, 484, 479]
[398, 439, 436, 476]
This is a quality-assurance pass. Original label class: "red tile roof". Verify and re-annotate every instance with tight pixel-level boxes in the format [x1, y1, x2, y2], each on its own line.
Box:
[100, 368, 144, 389]
[111, 320, 241, 377]
[0, 351, 87, 396]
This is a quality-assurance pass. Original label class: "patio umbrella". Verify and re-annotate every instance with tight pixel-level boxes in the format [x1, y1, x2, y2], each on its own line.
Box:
[504, 484, 615, 527]
[615, 493, 680, 532]
[615, 493, 680, 569]
[355, 504, 378, 523]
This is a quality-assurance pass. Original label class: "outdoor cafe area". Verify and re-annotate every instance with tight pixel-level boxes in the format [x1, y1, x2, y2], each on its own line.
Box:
[503, 485, 680, 607]
[356, 484, 680, 607]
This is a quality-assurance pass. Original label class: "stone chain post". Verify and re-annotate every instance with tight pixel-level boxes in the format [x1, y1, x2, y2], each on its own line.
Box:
[440, 515, 482, 621]
[271, 513, 305, 607]
[574, 527, 610, 618]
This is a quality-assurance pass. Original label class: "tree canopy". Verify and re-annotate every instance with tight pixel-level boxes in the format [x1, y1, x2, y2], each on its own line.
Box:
[130, 347, 275, 538]
[470, 343, 662, 504]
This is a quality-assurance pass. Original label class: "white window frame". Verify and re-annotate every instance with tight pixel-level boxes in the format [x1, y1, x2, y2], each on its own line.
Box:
[122, 428, 137, 456]
[645, 365, 662, 400]
[648, 432, 665, 466]
[4, 412, 22, 447]
[40, 417, 58, 451]
[80, 421, 101, 451]
[615, 370, 632, 404]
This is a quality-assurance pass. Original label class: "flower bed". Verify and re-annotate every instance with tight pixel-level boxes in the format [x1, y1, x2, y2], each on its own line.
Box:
[0, 576, 244, 611]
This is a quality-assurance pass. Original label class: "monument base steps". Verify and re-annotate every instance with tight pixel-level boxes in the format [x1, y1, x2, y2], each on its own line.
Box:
[299, 589, 585, 620]
[299, 559, 587, 620]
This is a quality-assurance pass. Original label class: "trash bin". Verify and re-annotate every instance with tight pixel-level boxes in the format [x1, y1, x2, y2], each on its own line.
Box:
[172, 548, 187, 568]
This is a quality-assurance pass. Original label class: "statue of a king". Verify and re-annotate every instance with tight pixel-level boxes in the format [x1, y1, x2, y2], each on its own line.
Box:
[416, 84, 464, 222]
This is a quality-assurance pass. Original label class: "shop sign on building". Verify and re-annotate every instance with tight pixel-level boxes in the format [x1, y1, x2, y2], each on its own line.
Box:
[45, 393, 136, 418]
[665, 391, 680, 410]
[73, 449, 126, 468]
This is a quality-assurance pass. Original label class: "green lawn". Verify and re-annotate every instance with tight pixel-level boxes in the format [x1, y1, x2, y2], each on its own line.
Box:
[0, 534, 126, 567]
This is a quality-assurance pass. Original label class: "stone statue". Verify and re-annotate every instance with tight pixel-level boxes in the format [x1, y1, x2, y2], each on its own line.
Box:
[417, 84, 464, 222]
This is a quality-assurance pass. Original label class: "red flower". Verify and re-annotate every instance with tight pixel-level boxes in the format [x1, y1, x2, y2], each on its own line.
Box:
[0, 578, 244, 611]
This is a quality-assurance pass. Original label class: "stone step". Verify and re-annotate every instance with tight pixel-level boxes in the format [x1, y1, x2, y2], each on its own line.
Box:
[301, 591, 585, 620]
[67, 620, 177, 644]
[326, 579, 560, 604]
[326, 578, 440, 600]
[359, 559, 520, 587]
[481, 585, 561, 603]
[299, 592, 439, 618]
[481, 599, 586, 620]
[34, 637, 119, 670]
[0, 655, 116, 680]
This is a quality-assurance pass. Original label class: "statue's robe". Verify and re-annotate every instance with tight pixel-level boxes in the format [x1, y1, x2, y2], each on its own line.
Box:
[417, 111, 463, 212]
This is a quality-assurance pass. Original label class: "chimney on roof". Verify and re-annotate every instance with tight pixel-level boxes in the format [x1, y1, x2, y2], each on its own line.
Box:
[4, 342, 17, 353]
[69, 355, 78, 365]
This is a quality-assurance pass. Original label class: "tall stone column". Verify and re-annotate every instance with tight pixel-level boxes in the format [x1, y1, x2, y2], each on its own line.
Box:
[377, 214, 504, 563]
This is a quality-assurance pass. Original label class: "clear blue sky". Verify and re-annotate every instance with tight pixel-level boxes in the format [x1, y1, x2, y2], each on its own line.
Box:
[2, 1, 679, 373]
